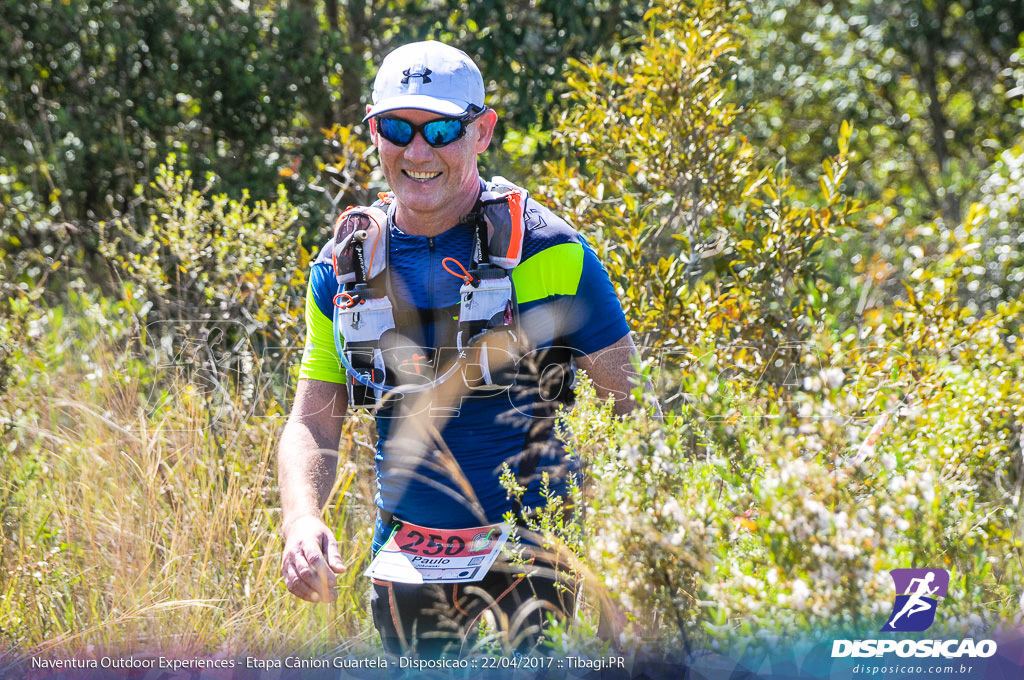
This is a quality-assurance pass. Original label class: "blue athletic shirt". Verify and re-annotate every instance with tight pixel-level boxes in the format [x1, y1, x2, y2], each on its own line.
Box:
[298, 179, 630, 542]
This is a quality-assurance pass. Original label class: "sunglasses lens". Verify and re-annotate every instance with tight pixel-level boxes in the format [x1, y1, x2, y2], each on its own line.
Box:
[378, 118, 413, 145]
[422, 119, 464, 146]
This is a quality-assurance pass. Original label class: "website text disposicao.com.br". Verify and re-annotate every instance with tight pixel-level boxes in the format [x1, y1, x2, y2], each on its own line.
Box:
[847, 662, 981, 676]
[833, 638, 997, 676]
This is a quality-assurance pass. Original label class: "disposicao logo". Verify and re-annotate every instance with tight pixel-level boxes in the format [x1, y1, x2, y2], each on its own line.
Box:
[831, 567, 998, 660]
[880, 568, 949, 632]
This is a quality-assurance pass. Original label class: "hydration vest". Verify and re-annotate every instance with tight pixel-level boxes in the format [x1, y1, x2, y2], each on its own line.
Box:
[331, 178, 532, 409]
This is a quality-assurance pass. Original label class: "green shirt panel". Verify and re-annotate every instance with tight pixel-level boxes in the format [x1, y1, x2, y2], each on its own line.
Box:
[511, 241, 585, 304]
[298, 279, 346, 384]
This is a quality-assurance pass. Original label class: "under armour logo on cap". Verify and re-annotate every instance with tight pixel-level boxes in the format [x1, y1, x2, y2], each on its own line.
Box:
[365, 41, 485, 121]
[401, 67, 432, 84]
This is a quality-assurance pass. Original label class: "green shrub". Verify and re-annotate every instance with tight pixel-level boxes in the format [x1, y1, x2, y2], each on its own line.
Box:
[99, 154, 308, 420]
[533, 0, 1024, 659]
[564, 288, 1022, 652]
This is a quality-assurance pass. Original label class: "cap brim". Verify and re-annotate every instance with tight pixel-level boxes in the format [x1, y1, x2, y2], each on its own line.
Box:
[363, 95, 473, 121]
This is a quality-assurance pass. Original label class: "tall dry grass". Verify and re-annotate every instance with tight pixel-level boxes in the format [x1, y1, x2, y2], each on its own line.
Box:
[0, 289, 380, 666]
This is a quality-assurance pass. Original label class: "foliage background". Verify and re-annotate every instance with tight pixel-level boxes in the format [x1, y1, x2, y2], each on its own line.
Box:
[1, 0, 1022, 669]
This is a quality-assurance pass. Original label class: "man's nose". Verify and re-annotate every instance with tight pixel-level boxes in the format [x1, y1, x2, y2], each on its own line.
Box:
[403, 133, 435, 162]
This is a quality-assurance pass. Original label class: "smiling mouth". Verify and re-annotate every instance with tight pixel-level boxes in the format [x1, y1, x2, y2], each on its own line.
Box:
[403, 170, 442, 182]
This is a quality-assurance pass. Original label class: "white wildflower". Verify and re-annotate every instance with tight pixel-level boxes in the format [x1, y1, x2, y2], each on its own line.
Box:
[791, 580, 810, 610]
[820, 564, 840, 586]
[834, 511, 849, 531]
[821, 367, 845, 390]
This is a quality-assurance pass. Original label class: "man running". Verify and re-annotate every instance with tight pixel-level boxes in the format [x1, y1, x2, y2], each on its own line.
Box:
[278, 40, 647, 657]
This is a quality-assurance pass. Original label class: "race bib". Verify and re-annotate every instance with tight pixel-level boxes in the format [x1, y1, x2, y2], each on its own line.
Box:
[364, 520, 510, 584]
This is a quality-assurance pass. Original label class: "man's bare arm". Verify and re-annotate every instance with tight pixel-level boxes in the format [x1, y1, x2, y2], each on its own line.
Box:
[574, 333, 661, 417]
[278, 378, 349, 602]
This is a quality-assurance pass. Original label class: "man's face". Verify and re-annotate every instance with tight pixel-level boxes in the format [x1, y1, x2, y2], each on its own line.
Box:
[370, 108, 496, 228]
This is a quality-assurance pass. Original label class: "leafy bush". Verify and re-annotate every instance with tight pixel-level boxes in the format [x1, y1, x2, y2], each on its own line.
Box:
[99, 154, 307, 420]
[0, 157, 383, 660]
[540, 0, 857, 389]
[565, 287, 1022, 654]
[965, 144, 1024, 316]
[530, 0, 1024, 660]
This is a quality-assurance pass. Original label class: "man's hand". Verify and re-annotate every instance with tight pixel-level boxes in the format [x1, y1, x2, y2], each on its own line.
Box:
[281, 515, 346, 603]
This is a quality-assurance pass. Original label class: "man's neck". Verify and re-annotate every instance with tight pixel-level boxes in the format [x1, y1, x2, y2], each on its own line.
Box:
[392, 180, 482, 238]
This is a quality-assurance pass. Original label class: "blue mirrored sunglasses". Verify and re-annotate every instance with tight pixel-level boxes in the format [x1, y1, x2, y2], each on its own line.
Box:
[376, 109, 487, 148]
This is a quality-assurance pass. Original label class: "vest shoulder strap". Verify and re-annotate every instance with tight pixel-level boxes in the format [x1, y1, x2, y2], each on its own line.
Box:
[475, 177, 528, 270]
[331, 205, 388, 285]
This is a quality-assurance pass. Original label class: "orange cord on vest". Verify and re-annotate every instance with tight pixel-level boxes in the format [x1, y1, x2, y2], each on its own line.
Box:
[333, 291, 363, 309]
[442, 257, 473, 284]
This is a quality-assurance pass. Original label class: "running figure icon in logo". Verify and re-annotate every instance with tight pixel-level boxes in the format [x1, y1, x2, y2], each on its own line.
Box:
[880, 568, 949, 633]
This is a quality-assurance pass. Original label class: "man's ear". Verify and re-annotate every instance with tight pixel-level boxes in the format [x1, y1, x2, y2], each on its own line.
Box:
[367, 114, 378, 143]
[473, 109, 499, 153]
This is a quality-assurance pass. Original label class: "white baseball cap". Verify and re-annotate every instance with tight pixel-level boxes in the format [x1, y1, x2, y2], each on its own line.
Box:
[364, 41, 485, 121]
